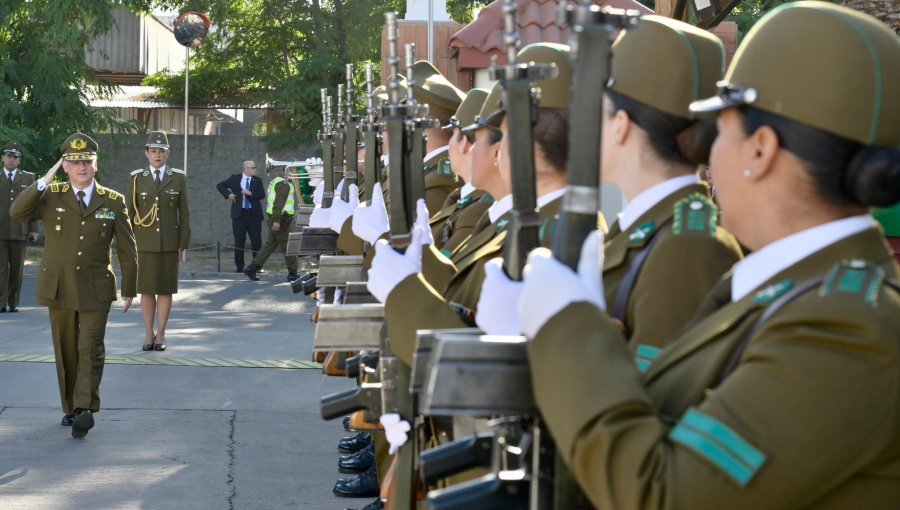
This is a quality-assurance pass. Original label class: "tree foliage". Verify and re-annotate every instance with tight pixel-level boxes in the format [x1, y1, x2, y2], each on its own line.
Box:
[0, 0, 164, 173]
[144, 0, 407, 149]
[446, 0, 490, 23]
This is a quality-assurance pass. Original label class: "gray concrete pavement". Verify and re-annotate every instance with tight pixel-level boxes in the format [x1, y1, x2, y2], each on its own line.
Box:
[0, 273, 368, 509]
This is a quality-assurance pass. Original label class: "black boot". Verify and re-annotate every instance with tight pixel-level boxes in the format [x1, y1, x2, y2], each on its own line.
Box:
[287, 270, 301, 282]
[333, 465, 379, 498]
[338, 443, 375, 474]
[338, 431, 371, 453]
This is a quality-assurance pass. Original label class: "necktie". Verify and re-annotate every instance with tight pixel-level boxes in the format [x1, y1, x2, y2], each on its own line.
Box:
[77, 190, 87, 213]
[244, 177, 251, 208]
[155, 170, 161, 186]
[6, 172, 12, 183]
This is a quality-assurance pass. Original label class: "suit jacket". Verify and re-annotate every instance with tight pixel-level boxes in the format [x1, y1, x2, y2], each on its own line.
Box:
[1, 169, 38, 240]
[10, 180, 137, 311]
[602, 183, 743, 352]
[529, 228, 900, 510]
[127, 167, 191, 252]
[216, 173, 265, 220]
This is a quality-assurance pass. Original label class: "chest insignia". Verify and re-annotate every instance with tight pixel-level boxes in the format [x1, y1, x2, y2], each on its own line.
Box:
[628, 221, 656, 246]
[95, 208, 116, 220]
[752, 279, 793, 304]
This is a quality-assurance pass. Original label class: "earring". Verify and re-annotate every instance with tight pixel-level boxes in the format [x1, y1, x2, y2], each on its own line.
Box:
[743, 169, 752, 178]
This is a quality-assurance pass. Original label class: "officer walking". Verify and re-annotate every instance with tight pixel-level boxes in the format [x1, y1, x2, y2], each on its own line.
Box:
[10, 133, 137, 438]
[216, 160, 265, 272]
[127, 131, 191, 352]
[1, 142, 39, 313]
[243, 165, 300, 282]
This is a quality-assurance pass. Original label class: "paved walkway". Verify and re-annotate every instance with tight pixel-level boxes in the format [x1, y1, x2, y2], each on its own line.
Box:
[0, 272, 360, 509]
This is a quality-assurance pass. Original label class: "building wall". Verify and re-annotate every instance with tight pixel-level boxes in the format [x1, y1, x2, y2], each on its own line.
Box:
[95, 134, 318, 247]
[381, 20, 472, 91]
[87, 8, 185, 78]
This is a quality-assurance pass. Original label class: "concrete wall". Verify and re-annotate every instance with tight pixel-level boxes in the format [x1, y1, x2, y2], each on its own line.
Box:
[95, 134, 317, 247]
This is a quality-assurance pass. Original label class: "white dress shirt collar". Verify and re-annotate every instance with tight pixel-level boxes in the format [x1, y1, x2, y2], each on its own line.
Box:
[460, 182, 476, 199]
[71, 181, 97, 206]
[424, 145, 449, 164]
[150, 165, 167, 176]
[488, 194, 513, 224]
[618, 175, 699, 231]
[5, 168, 16, 180]
[537, 187, 567, 208]
[731, 214, 876, 302]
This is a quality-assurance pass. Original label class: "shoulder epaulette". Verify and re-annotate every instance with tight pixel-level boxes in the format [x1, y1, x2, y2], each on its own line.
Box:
[21, 170, 34, 176]
[437, 158, 455, 177]
[130, 168, 144, 175]
[820, 259, 886, 307]
[672, 192, 717, 236]
[170, 168, 185, 175]
[49, 182, 61, 192]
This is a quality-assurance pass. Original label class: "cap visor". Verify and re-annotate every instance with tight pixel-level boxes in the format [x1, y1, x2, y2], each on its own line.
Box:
[3, 151, 22, 157]
[63, 154, 96, 161]
[146, 144, 170, 149]
[689, 95, 741, 114]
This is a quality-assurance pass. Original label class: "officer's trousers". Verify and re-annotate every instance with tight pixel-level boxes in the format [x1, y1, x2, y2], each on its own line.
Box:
[49, 308, 109, 414]
[0, 239, 26, 308]
[252, 214, 298, 271]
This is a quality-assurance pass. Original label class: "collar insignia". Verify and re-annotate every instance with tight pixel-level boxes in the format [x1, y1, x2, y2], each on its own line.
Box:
[753, 280, 793, 304]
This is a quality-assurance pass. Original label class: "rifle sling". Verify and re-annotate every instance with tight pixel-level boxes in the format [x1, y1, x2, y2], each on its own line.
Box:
[610, 219, 673, 326]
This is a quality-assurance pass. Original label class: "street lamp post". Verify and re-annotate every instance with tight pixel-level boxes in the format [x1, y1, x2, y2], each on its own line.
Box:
[172, 12, 210, 176]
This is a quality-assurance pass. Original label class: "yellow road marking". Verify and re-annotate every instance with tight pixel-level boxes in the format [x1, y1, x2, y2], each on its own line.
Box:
[0, 354, 322, 370]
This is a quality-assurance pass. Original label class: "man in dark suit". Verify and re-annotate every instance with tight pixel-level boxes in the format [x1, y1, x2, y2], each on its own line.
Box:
[216, 161, 264, 272]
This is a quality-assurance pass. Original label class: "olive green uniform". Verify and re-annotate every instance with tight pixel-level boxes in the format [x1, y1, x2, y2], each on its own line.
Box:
[603, 184, 743, 354]
[11, 180, 137, 414]
[127, 166, 190, 294]
[1, 169, 38, 309]
[386, 198, 564, 366]
[529, 228, 900, 509]
[422, 149, 460, 217]
[429, 188, 493, 256]
[252, 178, 298, 272]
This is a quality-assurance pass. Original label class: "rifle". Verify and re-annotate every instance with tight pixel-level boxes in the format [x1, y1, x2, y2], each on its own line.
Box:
[333, 84, 346, 197]
[342, 63, 361, 202]
[362, 63, 383, 205]
[492, 0, 556, 281]
[318, 90, 336, 208]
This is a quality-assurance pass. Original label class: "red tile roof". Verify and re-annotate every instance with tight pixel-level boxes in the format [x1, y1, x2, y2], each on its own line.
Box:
[450, 0, 654, 69]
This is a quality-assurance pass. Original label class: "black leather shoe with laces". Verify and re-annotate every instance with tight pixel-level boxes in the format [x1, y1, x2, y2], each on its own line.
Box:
[338, 443, 374, 474]
[338, 431, 371, 453]
[333, 465, 379, 498]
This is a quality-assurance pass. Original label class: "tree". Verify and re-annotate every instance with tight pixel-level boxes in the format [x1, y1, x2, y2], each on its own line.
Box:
[0, 0, 166, 174]
[144, 0, 406, 149]
[447, 0, 490, 23]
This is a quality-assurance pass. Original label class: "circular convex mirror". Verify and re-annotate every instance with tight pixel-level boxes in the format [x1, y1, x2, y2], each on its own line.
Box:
[173, 12, 211, 48]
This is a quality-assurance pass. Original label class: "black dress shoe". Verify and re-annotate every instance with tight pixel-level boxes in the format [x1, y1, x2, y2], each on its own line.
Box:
[71, 410, 94, 438]
[154, 343, 166, 351]
[343, 415, 351, 431]
[338, 431, 371, 453]
[61, 414, 74, 426]
[338, 443, 375, 474]
[244, 264, 260, 281]
[234, 268, 244, 273]
[333, 465, 379, 498]
[8, 307, 18, 312]
[143, 335, 155, 351]
[345, 498, 384, 510]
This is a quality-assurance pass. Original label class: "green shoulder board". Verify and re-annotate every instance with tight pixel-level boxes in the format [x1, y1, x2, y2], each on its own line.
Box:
[820, 259, 885, 307]
[672, 192, 717, 236]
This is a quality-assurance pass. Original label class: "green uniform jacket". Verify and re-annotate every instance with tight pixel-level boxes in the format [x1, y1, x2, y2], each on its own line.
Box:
[11, 181, 137, 310]
[127, 167, 191, 251]
[1, 170, 38, 239]
[604, 183, 743, 352]
[267, 179, 293, 225]
[386, 198, 564, 366]
[430, 189, 493, 255]
[529, 227, 900, 510]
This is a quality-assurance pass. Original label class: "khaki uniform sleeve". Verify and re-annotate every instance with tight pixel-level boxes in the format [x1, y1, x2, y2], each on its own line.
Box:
[424, 172, 459, 218]
[9, 181, 46, 223]
[337, 216, 365, 256]
[113, 195, 138, 298]
[271, 181, 290, 219]
[385, 274, 469, 366]
[178, 175, 191, 249]
[530, 291, 900, 510]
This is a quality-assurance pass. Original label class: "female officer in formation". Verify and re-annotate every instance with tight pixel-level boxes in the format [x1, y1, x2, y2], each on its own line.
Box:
[478, 16, 744, 350]
[518, 3, 900, 508]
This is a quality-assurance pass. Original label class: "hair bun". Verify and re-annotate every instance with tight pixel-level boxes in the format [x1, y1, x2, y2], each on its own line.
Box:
[675, 120, 718, 166]
[844, 146, 900, 208]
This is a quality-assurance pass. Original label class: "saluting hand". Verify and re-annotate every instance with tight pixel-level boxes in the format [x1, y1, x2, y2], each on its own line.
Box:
[42, 158, 64, 185]
[122, 297, 133, 313]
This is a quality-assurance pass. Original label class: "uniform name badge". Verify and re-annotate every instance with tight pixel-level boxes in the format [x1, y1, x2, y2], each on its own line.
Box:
[95, 209, 116, 220]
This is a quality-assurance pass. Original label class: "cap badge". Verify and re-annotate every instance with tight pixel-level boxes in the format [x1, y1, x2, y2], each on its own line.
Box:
[70, 138, 88, 151]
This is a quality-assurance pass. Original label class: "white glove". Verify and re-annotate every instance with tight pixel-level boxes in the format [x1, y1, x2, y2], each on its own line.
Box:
[380, 413, 411, 455]
[316, 287, 327, 307]
[328, 184, 359, 233]
[366, 226, 426, 303]
[332, 287, 344, 305]
[352, 182, 389, 243]
[313, 182, 324, 206]
[519, 230, 605, 338]
[414, 198, 434, 246]
[476, 258, 525, 335]
[308, 205, 331, 228]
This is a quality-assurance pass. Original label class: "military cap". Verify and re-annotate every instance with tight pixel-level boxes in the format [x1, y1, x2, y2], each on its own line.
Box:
[691, 2, 900, 147]
[145, 130, 170, 150]
[374, 75, 408, 106]
[461, 82, 504, 133]
[443, 88, 489, 130]
[2, 142, 23, 157]
[487, 43, 574, 125]
[60, 133, 98, 161]
[610, 16, 724, 119]
[412, 61, 466, 115]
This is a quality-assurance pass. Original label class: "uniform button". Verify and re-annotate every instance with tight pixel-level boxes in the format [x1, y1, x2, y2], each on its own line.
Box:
[156, 228, 160, 232]
[77, 251, 82, 256]
[76, 266, 80, 270]
[79, 236, 84, 240]
[81, 221, 85, 225]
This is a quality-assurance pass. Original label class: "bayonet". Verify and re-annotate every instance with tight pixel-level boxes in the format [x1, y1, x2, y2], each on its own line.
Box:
[319, 90, 336, 208]
[362, 63, 382, 205]
[333, 84, 346, 195]
[342, 63, 360, 202]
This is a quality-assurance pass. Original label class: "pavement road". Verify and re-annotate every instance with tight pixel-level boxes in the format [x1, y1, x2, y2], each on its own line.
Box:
[0, 272, 364, 510]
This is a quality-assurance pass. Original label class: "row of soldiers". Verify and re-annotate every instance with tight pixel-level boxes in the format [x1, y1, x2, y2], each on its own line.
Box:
[296, 2, 900, 509]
